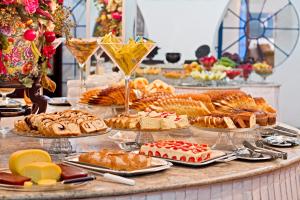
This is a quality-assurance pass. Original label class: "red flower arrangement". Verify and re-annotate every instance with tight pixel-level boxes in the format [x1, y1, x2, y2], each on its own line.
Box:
[0, 0, 72, 91]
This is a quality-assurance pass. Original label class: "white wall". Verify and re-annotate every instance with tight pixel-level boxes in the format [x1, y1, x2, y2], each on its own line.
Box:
[269, 0, 300, 127]
[125, 0, 230, 61]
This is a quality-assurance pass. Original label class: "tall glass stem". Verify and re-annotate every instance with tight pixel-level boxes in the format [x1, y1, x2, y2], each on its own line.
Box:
[78, 63, 86, 94]
[2, 94, 6, 104]
[124, 75, 131, 116]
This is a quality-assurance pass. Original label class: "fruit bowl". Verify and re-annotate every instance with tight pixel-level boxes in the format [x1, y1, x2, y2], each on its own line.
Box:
[253, 62, 273, 82]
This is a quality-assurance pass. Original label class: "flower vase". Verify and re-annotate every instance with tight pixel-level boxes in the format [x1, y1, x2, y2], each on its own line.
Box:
[0, 26, 47, 113]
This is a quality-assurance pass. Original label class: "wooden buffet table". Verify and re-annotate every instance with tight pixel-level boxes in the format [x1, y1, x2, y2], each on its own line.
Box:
[0, 105, 298, 200]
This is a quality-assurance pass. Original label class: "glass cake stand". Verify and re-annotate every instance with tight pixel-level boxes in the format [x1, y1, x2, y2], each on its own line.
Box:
[192, 126, 259, 151]
[12, 128, 111, 159]
[109, 127, 192, 151]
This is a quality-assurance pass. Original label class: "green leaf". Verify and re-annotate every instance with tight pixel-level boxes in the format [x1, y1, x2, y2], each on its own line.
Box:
[20, 77, 34, 88]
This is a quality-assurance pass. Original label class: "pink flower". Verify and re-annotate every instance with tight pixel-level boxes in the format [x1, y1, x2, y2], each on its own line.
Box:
[23, 0, 39, 14]
[24, 47, 33, 59]
[10, 47, 21, 65]
[0, 26, 13, 36]
[42, 45, 55, 59]
[2, 0, 14, 5]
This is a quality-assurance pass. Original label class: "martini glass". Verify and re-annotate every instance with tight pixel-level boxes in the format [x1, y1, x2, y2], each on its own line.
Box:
[65, 38, 100, 94]
[52, 38, 65, 49]
[100, 36, 155, 115]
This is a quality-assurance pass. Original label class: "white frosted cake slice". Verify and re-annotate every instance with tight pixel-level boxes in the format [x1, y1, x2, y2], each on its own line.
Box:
[140, 140, 211, 163]
[175, 115, 189, 128]
[140, 117, 161, 130]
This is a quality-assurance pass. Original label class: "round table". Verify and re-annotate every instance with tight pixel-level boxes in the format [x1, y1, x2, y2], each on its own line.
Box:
[0, 106, 298, 200]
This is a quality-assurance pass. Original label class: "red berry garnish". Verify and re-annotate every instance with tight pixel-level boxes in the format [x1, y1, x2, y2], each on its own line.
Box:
[181, 148, 189, 151]
[172, 156, 177, 160]
[197, 157, 203, 162]
[162, 154, 168, 158]
[148, 151, 153, 156]
[188, 157, 195, 163]
[155, 151, 161, 157]
[180, 156, 186, 161]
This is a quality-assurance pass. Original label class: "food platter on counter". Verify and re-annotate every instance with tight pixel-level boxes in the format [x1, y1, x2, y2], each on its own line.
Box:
[0, 165, 93, 192]
[152, 150, 227, 167]
[11, 128, 112, 139]
[63, 155, 172, 177]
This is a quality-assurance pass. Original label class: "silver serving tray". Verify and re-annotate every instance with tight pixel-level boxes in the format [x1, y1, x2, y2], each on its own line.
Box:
[63, 155, 172, 177]
[152, 150, 227, 167]
[236, 154, 273, 161]
[0, 168, 89, 192]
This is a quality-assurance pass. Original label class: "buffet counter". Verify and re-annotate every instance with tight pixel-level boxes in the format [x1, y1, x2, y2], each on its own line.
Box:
[0, 108, 299, 200]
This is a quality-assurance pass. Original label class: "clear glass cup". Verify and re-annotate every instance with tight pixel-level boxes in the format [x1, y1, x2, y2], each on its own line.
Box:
[100, 36, 155, 115]
[0, 88, 15, 105]
[65, 38, 101, 94]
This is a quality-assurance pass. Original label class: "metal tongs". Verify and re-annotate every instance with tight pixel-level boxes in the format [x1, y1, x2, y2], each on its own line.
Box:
[243, 141, 287, 160]
[255, 140, 287, 159]
[266, 125, 300, 138]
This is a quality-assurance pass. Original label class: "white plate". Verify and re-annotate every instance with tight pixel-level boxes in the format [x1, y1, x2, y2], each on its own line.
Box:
[0, 169, 89, 192]
[63, 155, 172, 177]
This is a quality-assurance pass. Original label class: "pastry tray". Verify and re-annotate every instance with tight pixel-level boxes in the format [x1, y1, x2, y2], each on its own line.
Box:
[63, 155, 172, 177]
[192, 126, 258, 133]
[152, 150, 227, 167]
[11, 128, 111, 139]
[0, 168, 90, 192]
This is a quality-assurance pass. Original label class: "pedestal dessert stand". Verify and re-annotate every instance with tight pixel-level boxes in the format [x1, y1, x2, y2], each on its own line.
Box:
[111, 127, 192, 151]
[13, 128, 111, 160]
[194, 127, 259, 151]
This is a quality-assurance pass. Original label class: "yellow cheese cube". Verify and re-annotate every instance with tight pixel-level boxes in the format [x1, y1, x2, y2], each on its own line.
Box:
[24, 181, 33, 187]
[19, 162, 61, 183]
[9, 149, 52, 175]
[37, 179, 57, 186]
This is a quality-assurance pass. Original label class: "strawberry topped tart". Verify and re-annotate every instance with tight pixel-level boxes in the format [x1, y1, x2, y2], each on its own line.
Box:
[140, 140, 211, 163]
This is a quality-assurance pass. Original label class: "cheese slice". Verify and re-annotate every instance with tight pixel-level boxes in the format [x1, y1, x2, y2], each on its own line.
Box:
[19, 162, 61, 183]
[37, 179, 57, 186]
[9, 149, 52, 175]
